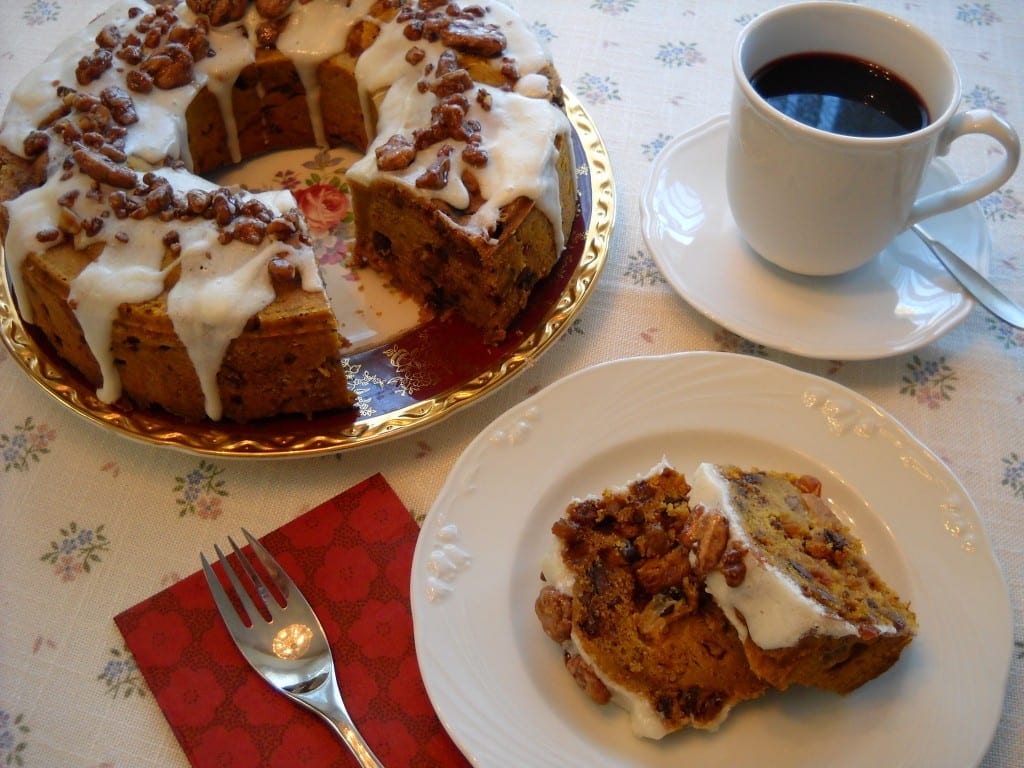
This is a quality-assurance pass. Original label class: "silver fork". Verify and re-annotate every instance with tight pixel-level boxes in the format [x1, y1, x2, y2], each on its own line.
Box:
[201, 529, 385, 768]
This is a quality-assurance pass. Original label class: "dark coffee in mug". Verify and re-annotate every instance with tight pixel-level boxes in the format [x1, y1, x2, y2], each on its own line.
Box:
[750, 53, 929, 138]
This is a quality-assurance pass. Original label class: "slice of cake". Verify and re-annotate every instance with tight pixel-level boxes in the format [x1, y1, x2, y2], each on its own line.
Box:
[535, 462, 769, 738]
[686, 463, 918, 694]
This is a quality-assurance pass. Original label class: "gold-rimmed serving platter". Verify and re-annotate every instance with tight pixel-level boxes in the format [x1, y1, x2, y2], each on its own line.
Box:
[0, 92, 614, 457]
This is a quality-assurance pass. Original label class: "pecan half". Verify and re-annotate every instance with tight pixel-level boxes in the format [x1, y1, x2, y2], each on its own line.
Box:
[375, 134, 416, 171]
[140, 43, 195, 90]
[534, 586, 573, 644]
[72, 145, 137, 189]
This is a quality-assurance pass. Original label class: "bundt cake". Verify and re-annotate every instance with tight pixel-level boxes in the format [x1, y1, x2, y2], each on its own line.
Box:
[0, 0, 576, 422]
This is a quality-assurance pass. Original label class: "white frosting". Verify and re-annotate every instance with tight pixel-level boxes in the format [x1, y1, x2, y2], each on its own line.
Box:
[1, 0, 569, 419]
[689, 463, 861, 649]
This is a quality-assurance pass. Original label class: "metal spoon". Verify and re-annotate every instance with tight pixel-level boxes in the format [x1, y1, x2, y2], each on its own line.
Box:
[912, 224, 1024, 329]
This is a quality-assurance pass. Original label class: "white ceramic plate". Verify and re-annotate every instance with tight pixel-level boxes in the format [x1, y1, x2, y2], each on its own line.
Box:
[411, 352, 1010, 768]
[640, 116, 991, 360]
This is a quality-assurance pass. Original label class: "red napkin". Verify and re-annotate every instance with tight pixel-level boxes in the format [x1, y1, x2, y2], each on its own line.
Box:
[115, 474, 470, 768]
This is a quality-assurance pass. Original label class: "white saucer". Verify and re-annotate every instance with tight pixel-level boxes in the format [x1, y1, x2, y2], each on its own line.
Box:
[640, 115, 991, 360]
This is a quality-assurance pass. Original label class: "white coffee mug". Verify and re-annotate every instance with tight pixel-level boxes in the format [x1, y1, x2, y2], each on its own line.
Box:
[726, 2, 1020, 276]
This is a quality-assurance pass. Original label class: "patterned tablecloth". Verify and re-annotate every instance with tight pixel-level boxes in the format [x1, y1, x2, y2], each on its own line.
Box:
[1, 0, 1021, 766]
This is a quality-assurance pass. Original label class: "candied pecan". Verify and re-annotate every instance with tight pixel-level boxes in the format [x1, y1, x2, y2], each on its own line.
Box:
[500, 57, 520, 83]
[82, 216, 104, 237]
[126, 69, 155, 94]
[231, 217, 267, 245]
[430, 68, 473, 99]
[57, 189, 80, 208]
[720, 545, 747, 587]
[375, 134, 416, 171]
[475, 87, 492, 111]
[405, 46, 425, 65]
[440, 18, 506, 57]
[76, 49, 113, 85]
[140, 43, 195, 90]
[23, 130, 49, 157]
[72, 146, 137, 189]
[684, 509, 730, 577]
[35, 227, 62, 243]
[415, 144, 453, 190]
[565, 655, 610, 705]
[100, 86, 139, 126]
[210, 190, 237, 225]
[144, 181, 173, 213]
[98, 143, 128, 163]
[462, 143, 488, 168]
[255, 0, 291, 18]
[117, 43, 145, 65]
[435, 49, 458, 77]
[168, 22, 211, 59]
[187, 0, 247, 26]
[534, 586, 573, 644]
[265, 217, 298, 240]
[95, 23, 122, 50]
[185, 188, 210, 215]
[268, 256, 297, 282]
[255, 20, 280, 48]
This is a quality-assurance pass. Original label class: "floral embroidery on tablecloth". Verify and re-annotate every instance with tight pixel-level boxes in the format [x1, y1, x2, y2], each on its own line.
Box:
[899, 355, 957, 408]
[956, 3, 1002, 25]
[41, 522, 110, 581]
[981, 188, 1022, 222]
[962, 84, 1009, 117]
[641, 133, 673, 161]
[1002, 453, 1024, 499]
[99, 645, 148, 699]
[0, 710, 29, 766]
[173, 460, 228, 519]
[624, 249, 667, 286]
[591, 0, 637, 15]
[574, 73, 621, 104]
[2, 416, 56, 472]
[528, 21, 555, 44]
[22, 0, 60, 26]
[986, 315, 1024, 348]
[655, 41, 705, 68]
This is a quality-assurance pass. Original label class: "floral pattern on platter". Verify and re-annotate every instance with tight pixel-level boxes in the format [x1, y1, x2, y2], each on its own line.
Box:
[274, 148, 356, 269]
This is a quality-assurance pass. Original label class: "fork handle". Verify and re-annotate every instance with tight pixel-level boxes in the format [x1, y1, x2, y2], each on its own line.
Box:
[292, 684, 386, 768]
[316, 709, 386, 768]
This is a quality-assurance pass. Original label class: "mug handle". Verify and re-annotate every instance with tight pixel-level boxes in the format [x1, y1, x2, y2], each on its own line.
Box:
[908, 109, 1021, 225]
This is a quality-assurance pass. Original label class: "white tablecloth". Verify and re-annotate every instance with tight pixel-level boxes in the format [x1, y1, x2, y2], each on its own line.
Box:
[1, 0, 1021, 765]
